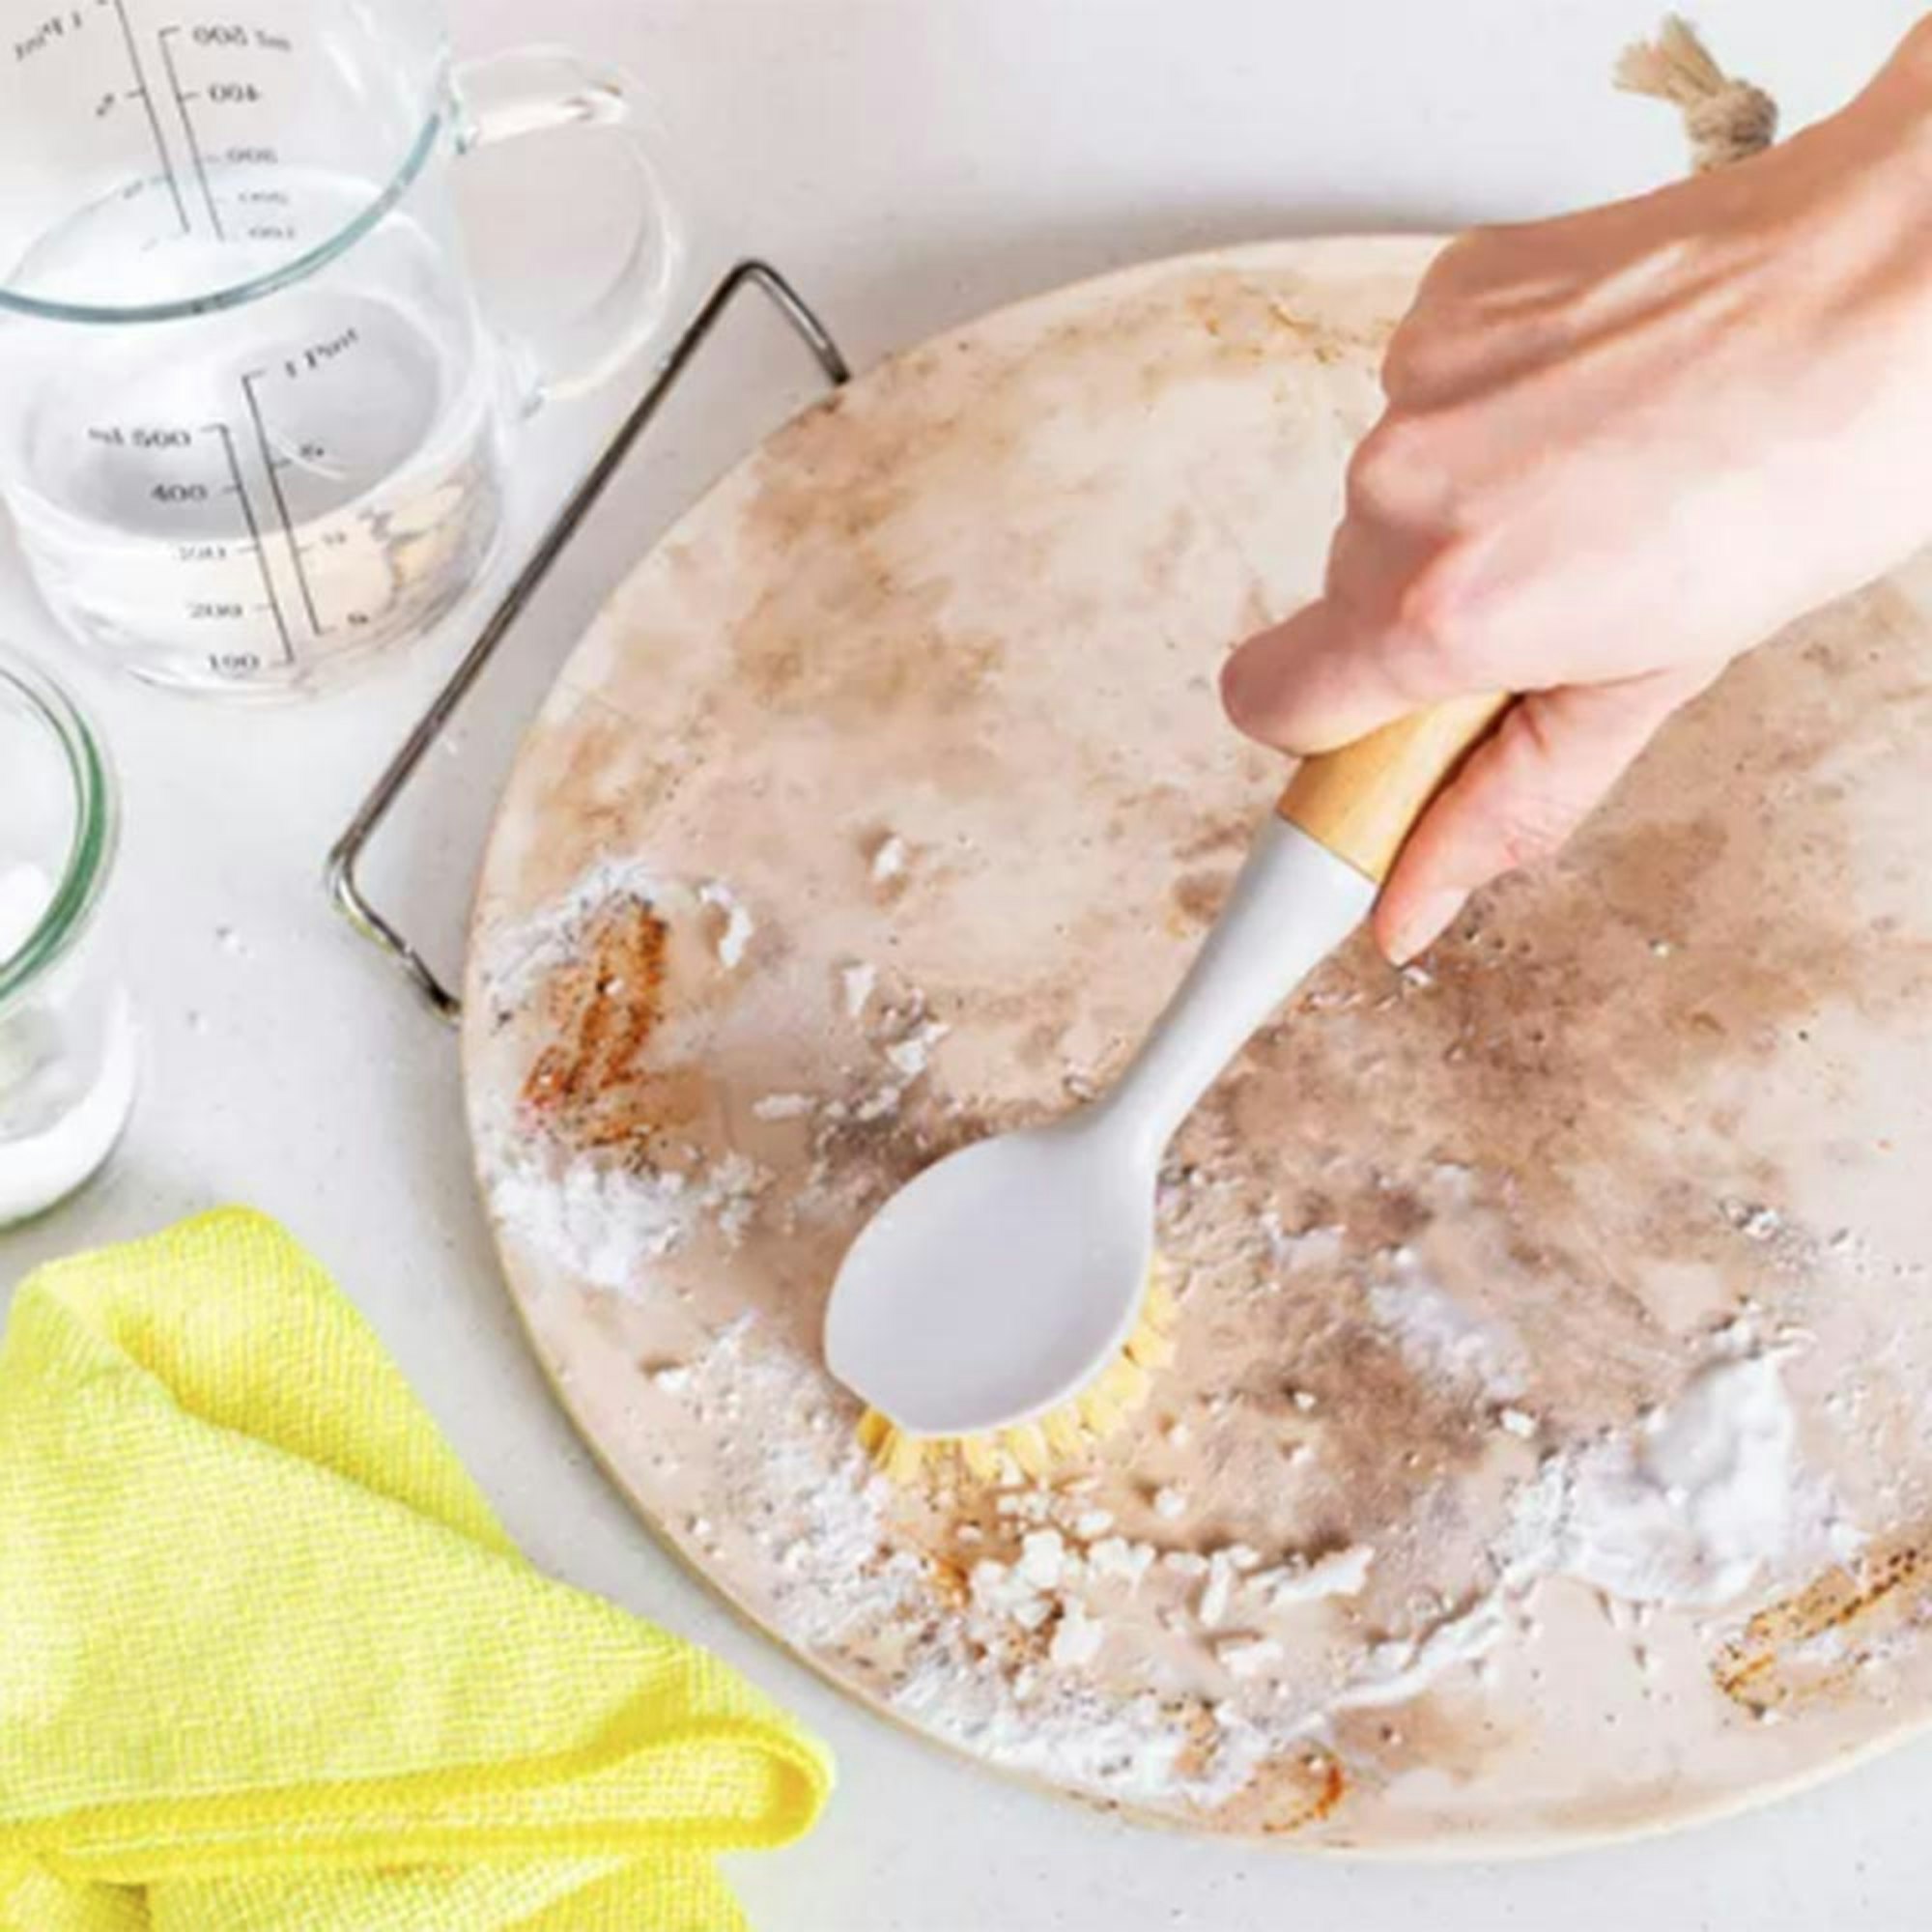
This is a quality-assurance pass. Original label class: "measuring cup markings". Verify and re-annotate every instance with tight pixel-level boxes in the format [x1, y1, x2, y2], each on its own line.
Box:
[99, 0, 190, 235]
[2, 4, 680, 693]
[15, 5, 299, 251]
[14, 160, 504, 683]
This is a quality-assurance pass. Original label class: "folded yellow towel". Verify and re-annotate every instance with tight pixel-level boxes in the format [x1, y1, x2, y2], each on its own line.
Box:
[0, 1208, 832, 1931]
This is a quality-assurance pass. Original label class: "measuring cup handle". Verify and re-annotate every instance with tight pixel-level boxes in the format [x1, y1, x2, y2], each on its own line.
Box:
[450, 47, 683, 408]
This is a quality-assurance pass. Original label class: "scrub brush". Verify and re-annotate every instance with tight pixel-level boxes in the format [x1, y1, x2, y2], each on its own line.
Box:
[824, 699, 1510, 1473]
[856, 1264, 1178, 1484]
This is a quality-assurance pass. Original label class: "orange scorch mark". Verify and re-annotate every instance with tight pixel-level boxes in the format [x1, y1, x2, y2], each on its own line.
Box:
[520, 895, 671, 1151]
[1714, 1536, 1930, 1713]
[1261, 1749, 1349, 1835]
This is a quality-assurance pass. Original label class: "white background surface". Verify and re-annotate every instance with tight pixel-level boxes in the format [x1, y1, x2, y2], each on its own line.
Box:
[3, 2, 1930, 1925]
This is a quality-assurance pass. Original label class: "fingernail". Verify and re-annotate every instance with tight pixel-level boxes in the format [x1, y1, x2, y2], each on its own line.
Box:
[1384, 888, 1466, 965]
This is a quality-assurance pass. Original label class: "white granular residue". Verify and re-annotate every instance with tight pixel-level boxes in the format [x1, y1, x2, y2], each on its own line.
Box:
[1218, 1636, 1285, 1680]
[885, 1016, 950, 1080]
[1368, 1260, 1526, 1402]
[479, 855, 665, 1008]
[752, 1093, 815, 1122]
[852, 1084, 903, 1123]
[489, 1157, 694, 1292]
[1049, 1601, 1107, 1669]
[1260, 1212, 1345, 1275]
[1328, 1595, 1510, 1712]
[709, 1151, 767, 1245]
[488, 1143, 770, 1293]
[1503, 1341, 1856, 1607]
[697, 880, 755, 969]
[1198, 1550, 1240, 1629]
[839, 961, 877, 1018]
[1086, 1537, 1156, 1588]
[0, 862, 47, 958]
[0, 860, 139, 1225]
[870, 834, 908, 884]
[1253, 1544, 1375, 1607]
[1016, 1529, 1067, 1590]
[662, 1316, 928, 1650]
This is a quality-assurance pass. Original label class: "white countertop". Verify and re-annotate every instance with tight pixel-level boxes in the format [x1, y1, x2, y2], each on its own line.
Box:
[3, 1, 1928, 1924]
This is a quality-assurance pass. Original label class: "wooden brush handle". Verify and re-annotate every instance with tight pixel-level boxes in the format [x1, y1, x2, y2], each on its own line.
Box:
[1277, 694, 1511, 884]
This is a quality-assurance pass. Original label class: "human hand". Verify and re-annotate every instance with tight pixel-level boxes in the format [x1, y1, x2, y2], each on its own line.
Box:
[1224, 20, 1932, 962]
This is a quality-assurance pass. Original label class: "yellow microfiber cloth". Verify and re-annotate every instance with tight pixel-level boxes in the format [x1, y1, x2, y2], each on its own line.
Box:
[0, 1208, 832, 1931]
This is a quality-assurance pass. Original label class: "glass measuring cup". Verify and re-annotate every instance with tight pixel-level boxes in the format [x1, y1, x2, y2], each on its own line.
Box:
[0, 1, 678, 696]
[0, 651, 134, 1224]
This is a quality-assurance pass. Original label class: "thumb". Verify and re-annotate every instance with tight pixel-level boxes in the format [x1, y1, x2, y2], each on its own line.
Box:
[1372, 666, 1719, 964]
[1222, 574, 1479, 754]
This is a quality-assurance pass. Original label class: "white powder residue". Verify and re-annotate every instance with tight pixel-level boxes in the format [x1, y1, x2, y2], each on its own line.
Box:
[752, 1093, 815, 1122]
[1016, 1529, 1067, 1590]
[1252, 1544, 1375, 1607]
[679, 1321, 928, 1649]
[839, 962, 877, 1019]
[885, 1015, 950, 1081]
[488, 1157, 694, 1292]
[972, 1559, 1048, 1629]
[895, 1666, 1193, 1802]
[1217, 1635, 1285, 1681]
[1259, 1211, 1344, 1275]
[0, 861, 48, 957]
[891, 1650, 1290, 1813]
[852, 1084, 902, 1123]
[1504, 1344, 1855, 1607]
[697, 880, 755, 969]
[1049, 1601, 1107, 1669]
[1327, 1594, 1510, 1713]
[1198, 1549, 1241, 1629]
[478, 855, 665, 1008]
[1368, 1260, 1526, 1402]
[709, 1151, 767, 1245]
[0, 859, 138, 1225]
[869, 834, 908, 884]
[1086, 1537, 1155, 1588]
[487, 1143, 770, 1295]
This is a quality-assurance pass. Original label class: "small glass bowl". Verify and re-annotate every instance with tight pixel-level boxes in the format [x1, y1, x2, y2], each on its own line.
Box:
[0, 654, 136, 1225]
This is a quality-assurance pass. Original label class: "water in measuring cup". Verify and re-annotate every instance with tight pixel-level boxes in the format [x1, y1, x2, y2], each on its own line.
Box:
[7, 167, 504, 694]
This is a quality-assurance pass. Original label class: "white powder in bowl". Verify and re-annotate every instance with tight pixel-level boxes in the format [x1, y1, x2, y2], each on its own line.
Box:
[0, 861, 139, 1225]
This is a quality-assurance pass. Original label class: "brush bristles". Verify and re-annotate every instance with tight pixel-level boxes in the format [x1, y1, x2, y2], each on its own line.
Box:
[857, 1267, 1178, 1484]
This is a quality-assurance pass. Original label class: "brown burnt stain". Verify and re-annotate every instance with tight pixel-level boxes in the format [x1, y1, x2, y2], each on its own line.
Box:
[723, 268, 1379, 760]
[1175, 811, 1252, 864]
[1171, 867, 1232, 930]
[1713, 1533, 1932, 1714]
[1203, 1747, 1349, 1835]
[518, 895, 702, 1153]
[925, 1553, 974, 1612]
[812, 1095, 1010, 1216]
[1202, 584, 1932, 1434]
[501, 711, 686, 918]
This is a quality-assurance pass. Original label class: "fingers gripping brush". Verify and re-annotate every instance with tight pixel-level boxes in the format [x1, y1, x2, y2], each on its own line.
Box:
[827, 696, 1508, 1480]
